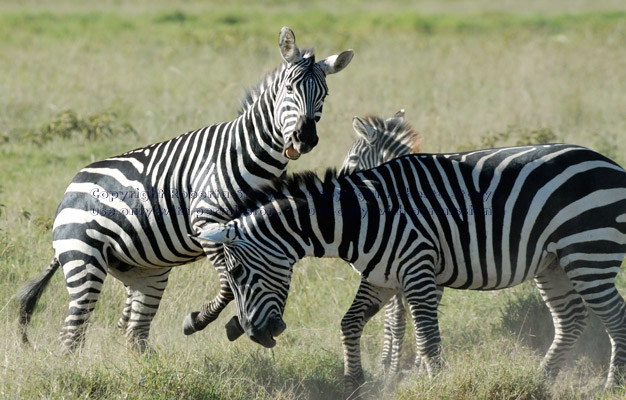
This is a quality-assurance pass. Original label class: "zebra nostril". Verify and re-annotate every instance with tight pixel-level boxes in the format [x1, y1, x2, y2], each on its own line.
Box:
[269, 314, 287, 337]
[271, 319, 286, 337]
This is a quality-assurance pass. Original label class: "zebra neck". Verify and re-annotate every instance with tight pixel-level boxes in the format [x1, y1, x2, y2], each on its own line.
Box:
[234, 87, 289, 176]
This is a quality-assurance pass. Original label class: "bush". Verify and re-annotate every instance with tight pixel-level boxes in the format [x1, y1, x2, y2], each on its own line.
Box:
[480, 125, 558, 148]
[18, 109, 137, 145]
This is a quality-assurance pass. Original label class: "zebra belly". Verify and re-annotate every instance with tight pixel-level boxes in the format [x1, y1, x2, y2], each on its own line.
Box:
[53, 191, 206, 269]
[361, 266, 402, 290]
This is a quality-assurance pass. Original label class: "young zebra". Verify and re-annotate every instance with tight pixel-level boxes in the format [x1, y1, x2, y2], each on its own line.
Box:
[339, 110, 423, 378]
[17, 27, 353, 352]
[195, 144, 626, 395]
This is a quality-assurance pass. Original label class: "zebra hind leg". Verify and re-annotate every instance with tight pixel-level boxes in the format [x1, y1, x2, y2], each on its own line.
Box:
[562, 258, 626, 389]
[341, 280, 397, 399]
[58, 255, 108, 353]
[109, 266, 172, 352]
[534, 264, 588, 379]
[380, 293, 406, 380]
[117, 285, 132, 332]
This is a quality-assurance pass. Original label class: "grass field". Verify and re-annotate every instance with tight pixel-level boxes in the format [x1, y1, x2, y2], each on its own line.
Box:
[2, 1, 626, 399]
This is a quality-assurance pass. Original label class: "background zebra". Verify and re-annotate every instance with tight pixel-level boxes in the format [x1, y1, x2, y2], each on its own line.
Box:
[195, 144, 626, 396]
[17, 26, 353, 352]
[338, 110, 423, 379]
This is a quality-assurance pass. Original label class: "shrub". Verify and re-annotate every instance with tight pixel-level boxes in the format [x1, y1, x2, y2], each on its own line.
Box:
[18, 109, 137, 145]
[480, 125, 558, 148]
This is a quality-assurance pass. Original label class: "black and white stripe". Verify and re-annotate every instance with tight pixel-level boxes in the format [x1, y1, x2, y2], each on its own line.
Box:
[17, 26, 353, 352]
[197, 144, 626, 395]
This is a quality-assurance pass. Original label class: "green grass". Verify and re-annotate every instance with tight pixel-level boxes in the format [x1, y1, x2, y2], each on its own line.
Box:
[2, 1, 626, 399]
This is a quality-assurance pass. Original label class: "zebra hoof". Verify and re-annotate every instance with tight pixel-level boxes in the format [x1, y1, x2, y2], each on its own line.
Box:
[225, 316, 245, 341]
[183, 312, 200, 336]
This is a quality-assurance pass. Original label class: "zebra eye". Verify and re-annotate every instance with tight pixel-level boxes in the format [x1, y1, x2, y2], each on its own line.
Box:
[285, 84, 293, 93]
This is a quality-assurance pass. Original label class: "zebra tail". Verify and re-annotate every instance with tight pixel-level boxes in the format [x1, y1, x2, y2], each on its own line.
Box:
[17, 258, 61, 345]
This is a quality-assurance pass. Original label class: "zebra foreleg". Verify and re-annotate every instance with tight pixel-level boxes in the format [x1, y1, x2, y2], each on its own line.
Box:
[183, 248, 235, 335]
[403, 266, 442, 377]
[412, 285, 444, 374]
[183, 270, 234, 335]
[534, 264, 588, 379]
[341, 280, 397, 399]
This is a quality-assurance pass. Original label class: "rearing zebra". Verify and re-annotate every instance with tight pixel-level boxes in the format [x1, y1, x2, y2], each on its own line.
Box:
[195, 144, 626, 396]
[17, 27, 353, 351]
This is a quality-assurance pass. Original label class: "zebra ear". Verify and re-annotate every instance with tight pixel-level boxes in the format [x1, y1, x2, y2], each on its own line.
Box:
[195, 223, 237, 244]
[391, 109, 405, 120]
[385, 109, 405, 127]
[318, 50, 354, 75]
[352, 116, 377, 144]
[279, 26, 302, 63]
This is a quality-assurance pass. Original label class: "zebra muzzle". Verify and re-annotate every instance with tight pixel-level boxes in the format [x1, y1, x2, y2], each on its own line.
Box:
[246, 314, 287, 349]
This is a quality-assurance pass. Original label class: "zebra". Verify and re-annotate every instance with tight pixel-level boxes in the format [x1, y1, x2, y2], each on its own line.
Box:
[194, 144, 626, 396]
[182, 109, 424, 348]
[179, 42, 368, 337]
[17, 26, 353, 352]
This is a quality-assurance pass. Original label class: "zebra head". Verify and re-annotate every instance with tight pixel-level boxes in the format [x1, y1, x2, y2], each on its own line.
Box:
[275, 27, 354, 160]
[196, 221, 294, 348]
[339, 110, 422, 175]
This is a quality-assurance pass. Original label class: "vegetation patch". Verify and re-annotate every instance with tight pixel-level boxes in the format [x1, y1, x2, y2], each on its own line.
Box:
[11, 109, 137, 145]
[461, 125, 559, 150]
[2, 2, 626, 399]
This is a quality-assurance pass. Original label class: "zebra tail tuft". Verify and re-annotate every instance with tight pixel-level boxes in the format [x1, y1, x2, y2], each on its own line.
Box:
[17, 258, 61, 345]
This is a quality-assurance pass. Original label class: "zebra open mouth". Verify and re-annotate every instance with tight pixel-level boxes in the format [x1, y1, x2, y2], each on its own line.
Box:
[285, 144, 301, 160]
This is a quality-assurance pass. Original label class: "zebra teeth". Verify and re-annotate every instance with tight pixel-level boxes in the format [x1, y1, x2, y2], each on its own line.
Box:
[285, 145, 301, 160]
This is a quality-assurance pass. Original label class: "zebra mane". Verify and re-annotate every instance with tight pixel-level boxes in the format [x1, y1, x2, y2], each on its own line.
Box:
[275, 167, 337, 194]
[237, 167, 339, 211]
[238, 48, 316, 115]
[361, 114, 423, 153]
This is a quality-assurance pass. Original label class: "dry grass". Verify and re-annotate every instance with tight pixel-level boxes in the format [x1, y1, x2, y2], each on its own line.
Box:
[2, 1, 626, 399]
